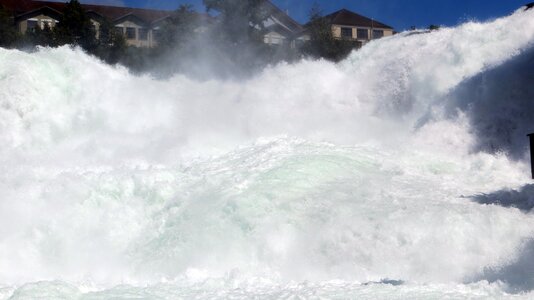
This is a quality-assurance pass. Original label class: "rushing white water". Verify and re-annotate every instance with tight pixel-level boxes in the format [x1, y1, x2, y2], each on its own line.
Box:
[1, 7, 534, 299]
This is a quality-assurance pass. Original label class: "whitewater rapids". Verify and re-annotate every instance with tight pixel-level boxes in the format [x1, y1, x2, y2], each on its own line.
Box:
[1, 7, 534, 299]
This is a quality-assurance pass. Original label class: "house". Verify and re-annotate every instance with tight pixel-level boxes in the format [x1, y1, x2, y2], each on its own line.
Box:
[303, 8, 394, 46]
[0, 0, 61, 33]
[0, 0, 306, 49]
[0, 0, 172, 48]
[327, 9, 394, 43]
[260, 0, 305, 47]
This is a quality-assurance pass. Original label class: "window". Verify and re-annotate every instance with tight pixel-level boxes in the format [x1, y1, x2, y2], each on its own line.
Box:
[27, 20, 38, 30]
[341, 27, 353, 39]
[40, 20, 48, 29]
[372, 29, 384, 39]
[114, 27, 123, 36]
[138, 28, 148, 41]
[357, 28, 369, 40]
[125, 27, 136, 40]
[153, 29, 161, 42]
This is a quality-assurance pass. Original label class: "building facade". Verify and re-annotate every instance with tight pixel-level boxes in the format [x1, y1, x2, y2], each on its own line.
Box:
[260, 0, 304, 47]
[1, 1, 393, 49]
[301, 9, 394, 46]
[1, 0, 173, 48]
[0, 0, 306, 49]
[327, 9, 394, 44]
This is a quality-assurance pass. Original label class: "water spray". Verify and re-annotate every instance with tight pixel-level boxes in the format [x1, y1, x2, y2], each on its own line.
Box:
[528, 133, 534, 178]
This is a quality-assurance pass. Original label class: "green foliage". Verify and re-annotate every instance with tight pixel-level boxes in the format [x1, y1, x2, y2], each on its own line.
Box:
[301, 2, 357, 61]
[117, 45, 156, 73]
[156, 5, 197, 51]
[92, 17, 127, 64]
[204, 0, 269, 44]
[200, 0, 277, 74]
[1, 0, 125, 65]
[54, 0, 97, 50]
[0, 5, 20, 47]
[2, 0, 362, 75]
[428, 24, 441, 31]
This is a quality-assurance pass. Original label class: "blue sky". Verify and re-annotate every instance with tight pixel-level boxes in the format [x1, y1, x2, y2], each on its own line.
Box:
[68, 0, 530, 31]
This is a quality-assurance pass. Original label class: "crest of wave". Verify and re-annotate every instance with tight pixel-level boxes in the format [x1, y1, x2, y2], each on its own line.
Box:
[0, 6, 533, 294]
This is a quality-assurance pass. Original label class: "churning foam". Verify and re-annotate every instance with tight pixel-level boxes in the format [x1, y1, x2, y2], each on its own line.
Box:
[1, 7, 534, 299]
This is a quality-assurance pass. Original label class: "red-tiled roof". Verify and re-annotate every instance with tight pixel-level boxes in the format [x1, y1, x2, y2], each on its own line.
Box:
[324, 9, 393, 29]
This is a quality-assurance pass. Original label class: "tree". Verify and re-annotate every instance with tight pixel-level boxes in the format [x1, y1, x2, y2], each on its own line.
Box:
[301, 2, 356, 61]
[92, 17, 126, 64]
[200, 0, 275, 74]
[156, 5, 197, 51]
[203, 0, 269, 44]
[0, 5, 20, 47]
[54, 0, 97, 50]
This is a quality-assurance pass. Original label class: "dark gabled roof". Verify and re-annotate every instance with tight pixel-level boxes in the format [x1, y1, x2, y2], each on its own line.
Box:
[85, 10, 106, 22]
[264, 23, 293, 38]
[0, 0, 34, 13]
[13, 5, 63, 21]
[0, 0, 252, 26]
[0, 0, 172, 24]
[324, 9, 393, 29]
[112, 12, 150, 26]
[261, 0, 303, 33]
[36, 1, 171, 24]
